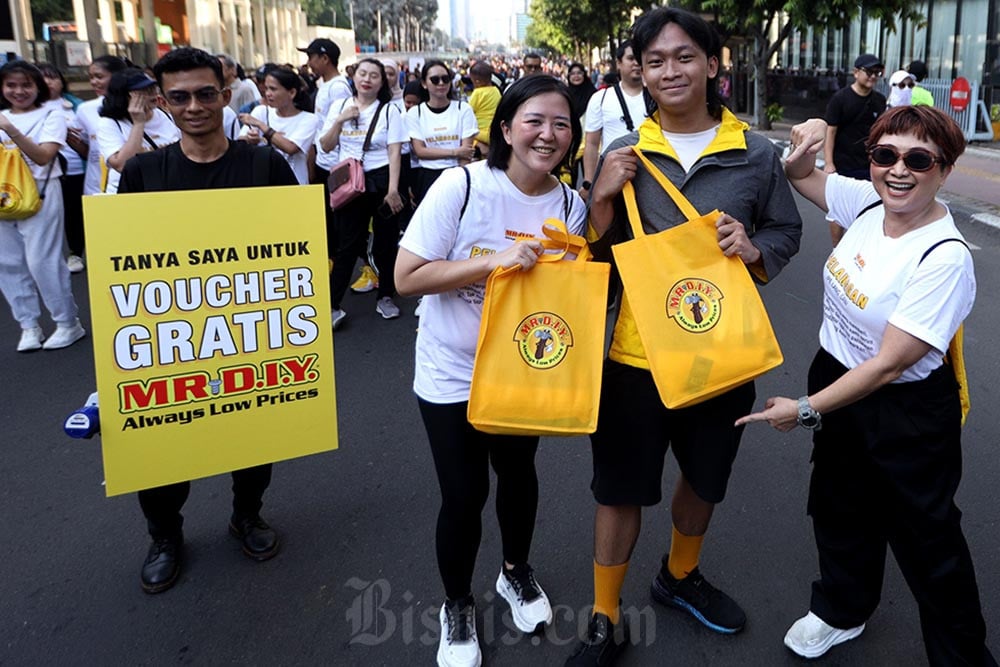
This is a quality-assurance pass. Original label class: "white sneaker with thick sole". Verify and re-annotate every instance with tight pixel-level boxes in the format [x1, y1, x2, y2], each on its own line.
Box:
[495, 564, 553, 633]
[42, 321, 86, 350]
[376, 297, 400, 319]
[66, 255, 85, 273]
[331, 309, 347, 330]
[784, 611, 865, 658]
[17, 327, 44, 352]
[437, 600, 481, 667]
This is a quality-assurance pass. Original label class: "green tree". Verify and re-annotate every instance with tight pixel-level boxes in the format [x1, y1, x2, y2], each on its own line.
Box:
[683, 0, 923, 129]
[527, 0, 655, 66]
[30, 0, 74, 39]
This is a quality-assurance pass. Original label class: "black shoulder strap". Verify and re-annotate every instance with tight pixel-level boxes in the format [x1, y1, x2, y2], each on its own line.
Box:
[919, 238, 969, 264]
[560, 181, 571, 219]
[612, 84, 633, 131]
[459, 165, 471, 220]
[854, 200, 883, 220]
[361, 101, 387, 156]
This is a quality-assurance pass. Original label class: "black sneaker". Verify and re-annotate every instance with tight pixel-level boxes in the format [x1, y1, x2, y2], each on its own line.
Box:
[565, 611, 629, 666]
[651, 564, 746, 633]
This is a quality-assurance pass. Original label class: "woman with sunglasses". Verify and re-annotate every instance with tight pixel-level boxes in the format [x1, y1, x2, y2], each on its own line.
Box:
[395, 75, 585, 667]
[887, 69, 915, 107]
[405, 60, 478, 206]
[738, 106, 996, 665]
[318, 57, 406, 325]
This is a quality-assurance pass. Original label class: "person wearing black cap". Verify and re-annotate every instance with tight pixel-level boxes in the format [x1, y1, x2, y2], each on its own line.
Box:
[822, 54, 886, 244]
[907, 60, 935, 106]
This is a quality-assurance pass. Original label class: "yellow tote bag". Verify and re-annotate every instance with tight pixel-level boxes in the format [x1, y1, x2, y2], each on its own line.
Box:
[468, 219, 610, 436]
[612, 147, 783, 409]
[0, 146, 42, 220]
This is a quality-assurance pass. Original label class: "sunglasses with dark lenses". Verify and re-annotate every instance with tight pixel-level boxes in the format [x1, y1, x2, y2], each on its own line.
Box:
[427, 75, 450, 86]
[861, 67, 884, 77]
[164, 87, 223, 106]
[895, 80, 915, 88]
[868, 145, 944, 172]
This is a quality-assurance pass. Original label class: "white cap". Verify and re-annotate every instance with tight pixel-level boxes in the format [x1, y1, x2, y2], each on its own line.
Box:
[889, 70, 913, 86]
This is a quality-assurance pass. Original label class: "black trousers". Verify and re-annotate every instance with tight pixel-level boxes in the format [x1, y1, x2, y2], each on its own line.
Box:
[61, 173, 85, 256]
[137, 464, 272, 541]
[329, 182, 398, 308]
[418, 399, 539, 601]
[806, 349, 995, 666]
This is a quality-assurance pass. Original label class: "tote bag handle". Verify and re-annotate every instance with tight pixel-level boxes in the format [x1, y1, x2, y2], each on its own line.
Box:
[537, 218, 593, 262]
[622, 146, 702, 239]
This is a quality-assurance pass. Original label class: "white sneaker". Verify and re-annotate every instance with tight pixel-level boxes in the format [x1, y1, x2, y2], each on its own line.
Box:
[784, 611, 865, 658]
[66, 255, 85, 273]
[376, 296, 400, 320]
[331, 309, 347, 330]
[495, 564, 553, 633]
[17, 327, 44, 352]
[42, 320, 86, 350]
[437, 598, 481, 667]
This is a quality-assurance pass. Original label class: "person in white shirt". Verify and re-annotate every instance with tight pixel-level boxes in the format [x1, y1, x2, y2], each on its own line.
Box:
[395, 75, 586, 667]
[318, 58, 407, 326]
[217, 54, 260, 112]
[0, 61, 84, 352]
[97, 68, 180, 194]
[739, 106, 995, 666]
[406, 59, 478, 205]
[239, 67, 319, 185]
[581, 40, 649, 199]
[76, 55, 127, 198]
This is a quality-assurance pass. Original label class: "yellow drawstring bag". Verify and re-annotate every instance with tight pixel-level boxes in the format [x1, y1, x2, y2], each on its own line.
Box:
[612, 147, 783, 409]
[468, 219, 610, 436]
[0, 146, 43, 220]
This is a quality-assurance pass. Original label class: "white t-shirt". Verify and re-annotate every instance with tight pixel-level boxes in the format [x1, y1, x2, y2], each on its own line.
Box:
[820, 174, 975, 382]
[98, 109, 180, 194]
[389, 98, 411, 156]
[662, 125, 719, 172]
[1, 106, 67, 183]
[399, 161, 587, 403]
[76, 98, 104, 194]
[222, 106, 240, 140]
[405, 101, 478, 170]
[584, 84, 649, 147]
[239, 106, 320, 184]
[314, 75, 354, 171]
[44, 98, 85, 176]
[323, 99, 406, 172]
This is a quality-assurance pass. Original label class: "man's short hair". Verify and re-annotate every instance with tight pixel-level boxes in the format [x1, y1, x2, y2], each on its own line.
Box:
[470, 61, 493, 80]
[215, 53, 236, 70]
[524, 53, 541, 62]
[615, 40, 633, 62]
[156, 48, 226, 88]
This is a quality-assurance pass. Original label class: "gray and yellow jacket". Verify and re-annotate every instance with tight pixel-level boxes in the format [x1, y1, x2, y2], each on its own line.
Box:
[591, 107, 802, 369]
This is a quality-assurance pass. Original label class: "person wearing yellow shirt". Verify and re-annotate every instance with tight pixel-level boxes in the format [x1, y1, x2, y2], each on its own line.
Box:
[468, 61, 500, 156]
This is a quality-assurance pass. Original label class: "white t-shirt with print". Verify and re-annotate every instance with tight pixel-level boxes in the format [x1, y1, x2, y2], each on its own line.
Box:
[389, 97, 411, 156]
[323, 99, 406, 172]
[98, 109, 180, 193]
[314, 75, 354, 171]
[239, 106, 320, 184]
[1, 106, 67, 183]
[405, 101, 478, 170]
[76, 98, 103, 194]
[399, 161, 587, 403]
[584, 85, 648, 147]
[44, 98, 85, 176]
[820, 174, 975, 382]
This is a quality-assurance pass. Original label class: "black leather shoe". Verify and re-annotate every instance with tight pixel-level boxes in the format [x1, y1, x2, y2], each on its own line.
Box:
[229, 515, 280, 561]
[140, 537, 182, 594]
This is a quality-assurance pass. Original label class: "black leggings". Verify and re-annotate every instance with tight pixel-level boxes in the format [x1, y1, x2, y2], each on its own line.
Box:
[418, 398, 540, 600]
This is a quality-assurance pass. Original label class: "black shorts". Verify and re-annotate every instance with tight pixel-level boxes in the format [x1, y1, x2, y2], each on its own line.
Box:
[590, 360, 755, 506]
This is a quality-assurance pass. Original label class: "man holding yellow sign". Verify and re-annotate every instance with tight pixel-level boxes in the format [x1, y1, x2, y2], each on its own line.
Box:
[113, 48, 300, 594]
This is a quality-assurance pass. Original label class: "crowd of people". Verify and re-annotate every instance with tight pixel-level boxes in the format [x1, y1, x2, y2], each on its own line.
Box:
[3, 6, 996, 667]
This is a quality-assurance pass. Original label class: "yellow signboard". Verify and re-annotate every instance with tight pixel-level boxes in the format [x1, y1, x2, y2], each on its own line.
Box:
[83, 185, 337, 496]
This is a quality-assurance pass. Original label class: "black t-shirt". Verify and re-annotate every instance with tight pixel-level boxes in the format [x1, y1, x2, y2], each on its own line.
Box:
[824, 86, 887, 173]
[118, 140, 298, 193]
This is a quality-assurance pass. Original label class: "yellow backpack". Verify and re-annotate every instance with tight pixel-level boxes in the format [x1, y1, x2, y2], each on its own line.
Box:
[0, 112, 55, 220]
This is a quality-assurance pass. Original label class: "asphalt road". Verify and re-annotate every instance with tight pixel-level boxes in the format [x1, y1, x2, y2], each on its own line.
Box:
[2, 196, 998, 666]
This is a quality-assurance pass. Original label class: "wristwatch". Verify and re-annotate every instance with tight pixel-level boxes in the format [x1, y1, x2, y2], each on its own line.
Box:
[796, 396, 822, 431]
[580, 180, 592, 191]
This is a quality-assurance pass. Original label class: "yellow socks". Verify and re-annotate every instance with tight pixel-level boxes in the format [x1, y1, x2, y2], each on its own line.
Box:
[593, 561, 629, 624]
[667, 526, 704, 580]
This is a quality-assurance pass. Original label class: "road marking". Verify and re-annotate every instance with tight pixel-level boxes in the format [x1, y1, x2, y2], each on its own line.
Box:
[955, 164, 1000, 183]
[972, 212, 1000, 232]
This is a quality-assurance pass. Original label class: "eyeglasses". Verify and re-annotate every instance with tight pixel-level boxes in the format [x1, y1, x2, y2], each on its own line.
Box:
[860, 67, 884, 78]
[895, 80, 915, 89]
[427, 75, 449, 86]
[163, 87, 223, 106]
[868, 145, 944, 172]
